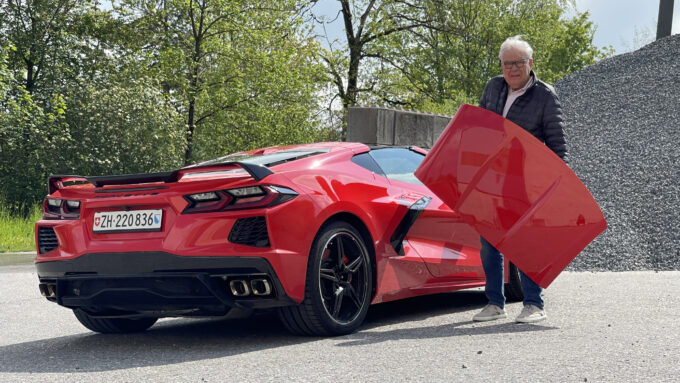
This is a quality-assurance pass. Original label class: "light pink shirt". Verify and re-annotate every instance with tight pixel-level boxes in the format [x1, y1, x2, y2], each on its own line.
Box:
[503, 77, 534, 117]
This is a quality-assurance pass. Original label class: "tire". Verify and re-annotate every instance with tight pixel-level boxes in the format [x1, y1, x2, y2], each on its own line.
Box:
[73, 309, 158, 334]
[505, 262, 524, 302]
[278, 221, 373, 336]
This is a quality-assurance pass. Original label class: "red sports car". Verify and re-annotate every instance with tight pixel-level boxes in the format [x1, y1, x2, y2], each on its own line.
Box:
[35, 142, 525, 336]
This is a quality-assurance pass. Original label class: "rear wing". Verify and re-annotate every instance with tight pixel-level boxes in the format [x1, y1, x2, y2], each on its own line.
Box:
[48, 162, 274, 194]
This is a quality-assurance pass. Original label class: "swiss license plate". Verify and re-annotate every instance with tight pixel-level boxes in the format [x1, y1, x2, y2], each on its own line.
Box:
[93, 209, 163, 233]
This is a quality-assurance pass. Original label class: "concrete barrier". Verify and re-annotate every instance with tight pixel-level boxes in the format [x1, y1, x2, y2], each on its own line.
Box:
[347, 106, 452, 149]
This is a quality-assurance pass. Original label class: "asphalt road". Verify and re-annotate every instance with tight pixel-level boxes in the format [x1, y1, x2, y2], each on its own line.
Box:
[1, 262, 678, 382]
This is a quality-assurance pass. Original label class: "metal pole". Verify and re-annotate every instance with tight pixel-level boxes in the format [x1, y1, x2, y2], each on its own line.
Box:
[657, 0, 675, 39]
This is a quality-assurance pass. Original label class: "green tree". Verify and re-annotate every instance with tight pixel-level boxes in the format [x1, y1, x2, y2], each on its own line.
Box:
[0, 2, 186, 211]
[0, 0, 113, 100]
[500, 2, 614, 84]
[315, 0, 612, 117]
[380, 0, 613, 113]
[313, 0, 430, 137]
[0, 45, 71, 213]
[62, 74, 186, 176]
[117, 0, 328, 164]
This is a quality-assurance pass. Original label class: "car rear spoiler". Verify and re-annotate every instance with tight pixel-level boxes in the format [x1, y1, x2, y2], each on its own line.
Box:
[48, 162, 274, 193]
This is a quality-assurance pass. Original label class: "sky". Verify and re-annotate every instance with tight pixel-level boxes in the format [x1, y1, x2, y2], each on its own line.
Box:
[571, 0, 680, 53]
[311, 0, 680, 55]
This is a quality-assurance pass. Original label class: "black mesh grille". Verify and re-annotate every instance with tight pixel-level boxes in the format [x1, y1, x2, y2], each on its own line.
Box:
[38, 226, 59, 254]
[229, 216, 269, 247]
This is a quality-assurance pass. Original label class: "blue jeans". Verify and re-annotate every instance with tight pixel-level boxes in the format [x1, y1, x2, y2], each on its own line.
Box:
[480, 237, 544, 309]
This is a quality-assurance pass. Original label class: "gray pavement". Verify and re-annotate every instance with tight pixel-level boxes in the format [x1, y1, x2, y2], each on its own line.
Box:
[1, 262, 678, 382]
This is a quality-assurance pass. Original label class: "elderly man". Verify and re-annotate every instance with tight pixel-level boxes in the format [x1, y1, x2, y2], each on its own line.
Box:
[473, 35, 568, 323]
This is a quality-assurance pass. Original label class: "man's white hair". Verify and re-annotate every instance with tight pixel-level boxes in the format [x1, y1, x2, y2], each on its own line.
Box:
[499, 35, 534, 60]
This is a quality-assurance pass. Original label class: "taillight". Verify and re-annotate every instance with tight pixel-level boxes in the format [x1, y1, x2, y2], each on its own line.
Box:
[184, 191, 233, 213]
[182, 185, 298, 214]
[43, 198, 81, 219]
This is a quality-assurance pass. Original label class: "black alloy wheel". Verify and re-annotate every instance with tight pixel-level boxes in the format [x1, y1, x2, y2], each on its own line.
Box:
[278, 221, 372, 336]
[317, 228, 371, 325]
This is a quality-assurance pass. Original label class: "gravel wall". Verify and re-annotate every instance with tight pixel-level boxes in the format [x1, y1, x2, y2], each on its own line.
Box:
[554, 34, 680, 271]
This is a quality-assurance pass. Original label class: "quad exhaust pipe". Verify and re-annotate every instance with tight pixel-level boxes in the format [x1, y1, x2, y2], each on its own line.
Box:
[229, 280, 250, 296]
[250, 278, 272, 296]
[39, 283, 57, 298]
[228, 277, 272, 297]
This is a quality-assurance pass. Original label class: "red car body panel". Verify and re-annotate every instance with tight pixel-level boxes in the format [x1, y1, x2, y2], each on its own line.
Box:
[37, 172, 317, 302]
[35, 141, 495, 313]
[415, 104, 607, 288]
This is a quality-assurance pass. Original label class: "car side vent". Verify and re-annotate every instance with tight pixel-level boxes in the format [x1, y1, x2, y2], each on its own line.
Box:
[38, 226, 59, 254]
[229, 216, 270, 247]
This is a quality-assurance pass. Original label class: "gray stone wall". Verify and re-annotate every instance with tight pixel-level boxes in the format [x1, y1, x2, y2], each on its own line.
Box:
[346, 106, 452, 149]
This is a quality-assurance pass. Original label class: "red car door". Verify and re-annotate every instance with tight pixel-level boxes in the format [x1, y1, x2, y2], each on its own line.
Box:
[414, 105, 607, 288]
[394, 185, 483, 280]
[368, 148, 485, 281]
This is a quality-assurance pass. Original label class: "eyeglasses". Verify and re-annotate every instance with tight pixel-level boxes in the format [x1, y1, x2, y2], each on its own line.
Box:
[501, 58, 529, 69]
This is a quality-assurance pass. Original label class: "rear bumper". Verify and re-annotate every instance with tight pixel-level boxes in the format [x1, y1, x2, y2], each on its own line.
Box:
[36, 252, 296, 318]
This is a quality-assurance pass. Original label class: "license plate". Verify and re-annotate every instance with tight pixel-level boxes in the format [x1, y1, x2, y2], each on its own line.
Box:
[93, 209, 163, 233]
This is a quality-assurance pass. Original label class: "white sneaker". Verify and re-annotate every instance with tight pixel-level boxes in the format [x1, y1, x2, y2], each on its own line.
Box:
[472, 304, 507, 322]
[515, 305, 547, 323]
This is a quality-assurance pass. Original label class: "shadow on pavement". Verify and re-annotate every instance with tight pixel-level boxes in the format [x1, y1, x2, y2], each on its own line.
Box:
[0, 313, 304, 373]
[336, 290, 557, 346]
[0, 290, 553, 373]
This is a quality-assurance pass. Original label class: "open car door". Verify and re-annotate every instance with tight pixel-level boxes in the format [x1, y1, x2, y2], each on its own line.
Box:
[414, 104, 606, 288]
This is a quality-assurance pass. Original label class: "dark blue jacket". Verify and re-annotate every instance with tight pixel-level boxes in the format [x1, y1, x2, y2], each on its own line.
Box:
[479, 72, 569, 163]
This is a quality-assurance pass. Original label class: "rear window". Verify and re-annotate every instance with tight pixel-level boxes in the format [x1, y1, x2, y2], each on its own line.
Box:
[368, 148, 425, 185]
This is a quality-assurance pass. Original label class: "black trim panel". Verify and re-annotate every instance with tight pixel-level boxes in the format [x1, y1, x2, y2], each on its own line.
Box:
[390, 196, 432, 255]
[36, 252, 296, 316]
[87, 171, 179, 187]
[95, 186, 169, 193]
[37, 252, 277, 276]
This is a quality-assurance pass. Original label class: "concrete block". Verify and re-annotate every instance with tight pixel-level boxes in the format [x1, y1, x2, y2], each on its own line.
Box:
[347, 106, 453, 148]
[394, 111, 434, 148]
[432, 115, 453, 145]
[347, 107, 395, 145]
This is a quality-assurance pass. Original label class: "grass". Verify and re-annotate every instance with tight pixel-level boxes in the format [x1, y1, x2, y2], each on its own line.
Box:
[0, 205, 41, 253]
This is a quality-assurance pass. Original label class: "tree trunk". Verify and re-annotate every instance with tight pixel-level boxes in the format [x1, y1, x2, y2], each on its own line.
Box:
[185, 99, 195, 165]
[25, 61, 35, 94]
[342, 45, 362, 140]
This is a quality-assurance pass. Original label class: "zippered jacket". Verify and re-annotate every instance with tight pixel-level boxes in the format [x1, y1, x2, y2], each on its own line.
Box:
[479, 71, 569, 163]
